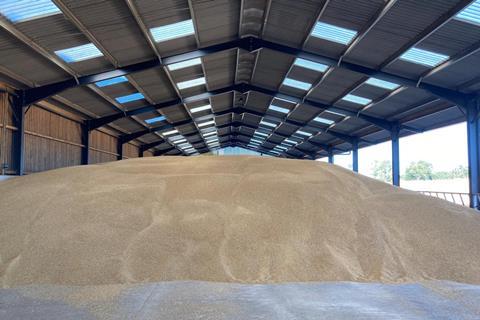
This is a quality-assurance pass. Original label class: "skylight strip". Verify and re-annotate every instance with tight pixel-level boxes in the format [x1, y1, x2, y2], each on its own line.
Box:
[294, 58, 328, 73]
[399, 47, 449, 67]
[95, 76, 128, 87]
[251, 138, 264, 144]
[168, 58, 202, 71]
[55, 43, 103, 63]
[365, 77, 400, 90]
[177, 77, 206, 90]
[0, 0, 61, 23]
[282, 78, 312, 91]
[314, 117, 335, 125]
[341, 94, 372, 106]
[296, 130, 312, 137]
[162, 129, 178, 136]
[150, 19, 195, 43]
[203, 131, 217, 137]
[172, 138, 187, 144]
[198, 120, 215, 127]
[269, 104, 290, 114]
[260, 120, 277, 128]
[170, 135, 184, 141]
[115, 92, 145, 104]
[284, 139, 296, 145]
[311, 22, 357, 45]
[190, 104, 211, 113]
[254, 131, 269, 137]
[145, 116, 166, 124]
[455, 0, 480, 26]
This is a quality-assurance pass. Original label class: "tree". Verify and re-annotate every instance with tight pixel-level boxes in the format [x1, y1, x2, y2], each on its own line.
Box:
[404, 161, 433, 180]
[372, 160, 392, 183]
[451, 165, 468, 179]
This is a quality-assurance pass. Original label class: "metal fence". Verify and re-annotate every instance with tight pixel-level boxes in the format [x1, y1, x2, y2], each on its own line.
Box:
[419, 191, 480, 208]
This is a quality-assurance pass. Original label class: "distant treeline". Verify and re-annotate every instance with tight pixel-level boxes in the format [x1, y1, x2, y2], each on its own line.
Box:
[372, 160, 468, 182]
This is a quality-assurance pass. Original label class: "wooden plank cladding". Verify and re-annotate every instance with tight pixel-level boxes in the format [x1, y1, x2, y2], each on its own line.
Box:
[123, 143, 139, 159]
[0, 83, 158, 175]
[0, 91, 15, 174]
[24, 106, 83, 173]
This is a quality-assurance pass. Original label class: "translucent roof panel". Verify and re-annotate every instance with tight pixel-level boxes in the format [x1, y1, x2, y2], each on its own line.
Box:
[294, 58, 328, 73]
[190, 104, 211, 113]
[311, 22, 357, 45]
[177, 77, 206, 90]
[145, 115, 166, 124]
[282, 78, 312, 91]
[95, 76, 128, 87]
[162, 129, 178, 136]
[260, 120, 277, 128]
[150, 19, 195, 43]
[115, 92, 145, 104]
[55, 43, 103, 63]
[399, 47, 449, 67]
[203, 131, 216, 137]
[365, 77, 400, 90]
[314, 117, 335, 125]
[0, 0, 61, 23]
[198, 120, 215, 127]
[269, 104, 290, 114]
[168, 58, 202, 71]
[341, 94, 372, 106]
[455, 0, 480, 26]
[296, 130, 312, 137]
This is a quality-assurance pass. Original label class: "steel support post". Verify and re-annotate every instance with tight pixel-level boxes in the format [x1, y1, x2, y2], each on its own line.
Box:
[391, 126, 400, 186]
[352, 139, 359, 173]
[328, 148, 334, 164]
[466, 99, 480, 209]
[11, 97, 25, 175]
[81, 124, 89, 165]
[117, 140, 123, 161]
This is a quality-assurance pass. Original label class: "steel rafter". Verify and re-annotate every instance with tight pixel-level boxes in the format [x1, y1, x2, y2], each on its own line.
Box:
[17, 36, 471, 107]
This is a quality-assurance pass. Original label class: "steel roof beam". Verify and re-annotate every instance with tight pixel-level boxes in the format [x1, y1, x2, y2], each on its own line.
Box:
[19, 39, 245, 106]
[90, 82, 418, 136]
[254, 38, 471, 106]
[247, 84, 421, 133]
[18, 36, 471, 107]
[379, 0, 475, 70]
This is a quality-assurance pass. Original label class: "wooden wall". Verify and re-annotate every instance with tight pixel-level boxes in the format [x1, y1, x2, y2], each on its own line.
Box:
[24, 106, 83, 173]
[0, 91, 15, 174]
[0, 87, 145, 175]
[123, 143, 139, 159]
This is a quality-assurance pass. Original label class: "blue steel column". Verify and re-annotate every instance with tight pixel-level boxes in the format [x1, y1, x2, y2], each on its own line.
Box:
[328, 148, 334, 164]
[117, 139, 123, 161]
[466, 99, 480, 209]
[352, 139, 359, 172]
[391, 125, 400, 186]
[11, 94, 25, 175]
[81, 124, 89, 165]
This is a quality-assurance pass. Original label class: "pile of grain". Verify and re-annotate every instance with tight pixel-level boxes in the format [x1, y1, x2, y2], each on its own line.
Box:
[0, 156, 479, 287]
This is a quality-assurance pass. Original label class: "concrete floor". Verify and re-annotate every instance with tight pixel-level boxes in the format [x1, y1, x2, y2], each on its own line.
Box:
[1, 281, 479, 319]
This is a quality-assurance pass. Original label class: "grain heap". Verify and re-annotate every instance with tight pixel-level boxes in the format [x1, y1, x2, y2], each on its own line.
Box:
[1, 156, 479, 287]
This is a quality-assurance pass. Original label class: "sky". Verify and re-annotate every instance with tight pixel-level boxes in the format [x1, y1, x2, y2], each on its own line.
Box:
[322, 122, 468, 177]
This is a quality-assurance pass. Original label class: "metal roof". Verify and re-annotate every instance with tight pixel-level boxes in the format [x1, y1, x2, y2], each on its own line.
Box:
[0, 0, 479, 158]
